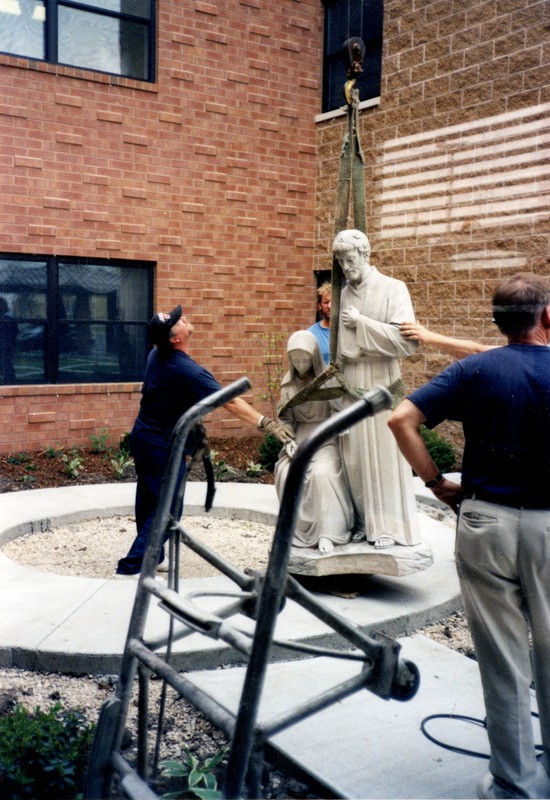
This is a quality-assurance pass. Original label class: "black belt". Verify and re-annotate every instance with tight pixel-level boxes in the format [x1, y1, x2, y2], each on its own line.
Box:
[463, 488, 549, 511]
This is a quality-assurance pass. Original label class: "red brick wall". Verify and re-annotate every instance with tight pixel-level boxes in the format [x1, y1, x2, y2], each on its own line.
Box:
[0, 0, 323, 453]
[315, 0, 549, 399]
[0, 384, 141, 452]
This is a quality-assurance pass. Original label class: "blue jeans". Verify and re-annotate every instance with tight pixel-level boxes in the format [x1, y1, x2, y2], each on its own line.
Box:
[116, 424, 186, 575]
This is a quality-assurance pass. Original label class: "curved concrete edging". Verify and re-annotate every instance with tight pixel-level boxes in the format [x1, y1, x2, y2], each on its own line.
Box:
[0, 479, 462, 675]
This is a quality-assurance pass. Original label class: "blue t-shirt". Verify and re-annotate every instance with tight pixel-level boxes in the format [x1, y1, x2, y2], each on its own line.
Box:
[408, 344, 550, 507]
[308, 322, 330, 364]
[136, 347, 221, 444]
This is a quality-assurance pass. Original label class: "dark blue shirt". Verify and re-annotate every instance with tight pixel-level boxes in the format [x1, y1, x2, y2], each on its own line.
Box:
[408, 344, 550, 508]
[136, 347, 221, 445]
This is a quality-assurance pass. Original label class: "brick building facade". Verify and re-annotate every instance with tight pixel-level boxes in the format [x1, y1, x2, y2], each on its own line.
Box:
[315, 0, 549, 399]
[0, 0, 548, 454]
[0, 0, 323, 453]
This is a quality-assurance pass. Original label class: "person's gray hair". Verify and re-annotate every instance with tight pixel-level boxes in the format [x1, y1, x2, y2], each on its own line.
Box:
[332, 229, 370, 258]
[492, 272, 550, 334]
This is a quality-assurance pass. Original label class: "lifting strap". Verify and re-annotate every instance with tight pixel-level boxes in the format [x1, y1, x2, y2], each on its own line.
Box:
[278, 42, 367, 417]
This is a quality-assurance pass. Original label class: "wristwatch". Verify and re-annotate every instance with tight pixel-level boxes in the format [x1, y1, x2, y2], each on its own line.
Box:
[425, 472, 444, 488]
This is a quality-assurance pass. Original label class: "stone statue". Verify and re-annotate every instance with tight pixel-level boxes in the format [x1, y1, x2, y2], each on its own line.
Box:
[275, 330, 354, 554]
[334, 229, 420, 548]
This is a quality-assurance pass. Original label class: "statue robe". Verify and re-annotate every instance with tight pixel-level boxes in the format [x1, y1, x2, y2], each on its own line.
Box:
[275, 331, 354, 549]
[338, 266, 420, 545]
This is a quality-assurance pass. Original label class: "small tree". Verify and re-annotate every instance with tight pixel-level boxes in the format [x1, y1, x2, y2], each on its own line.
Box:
[255, 329, 286, 418]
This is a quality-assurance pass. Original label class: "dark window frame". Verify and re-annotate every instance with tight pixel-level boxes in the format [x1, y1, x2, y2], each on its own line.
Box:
[322, 0, 384, 114]
[0, 0, 156, 82]
[0, 253, 154, 386]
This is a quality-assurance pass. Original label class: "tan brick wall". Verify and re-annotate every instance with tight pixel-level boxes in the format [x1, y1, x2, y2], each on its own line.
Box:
[0, 0, 323, 453]
[315, 0, 549, 400]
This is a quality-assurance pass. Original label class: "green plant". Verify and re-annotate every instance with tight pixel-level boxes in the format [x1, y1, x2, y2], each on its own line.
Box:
[0, 702, 95, 800]
[43, 445, 63, 459]
[258, 433, 282, 473]
[245, 460, 262, 477]
[209, 450, 237, 480]
[7, 452, 31, 465]
[88, 427, 109, 454]
[159, 745, 227, 800]
[18, 474, 37, 485]
[61, 450, 84, 479]
[420, 425, 457, 473]
[110, 451, 135, 479]
[119, 431, 131, 455]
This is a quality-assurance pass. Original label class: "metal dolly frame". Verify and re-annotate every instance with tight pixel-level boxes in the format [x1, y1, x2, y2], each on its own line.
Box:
[86, 378, 420, 800]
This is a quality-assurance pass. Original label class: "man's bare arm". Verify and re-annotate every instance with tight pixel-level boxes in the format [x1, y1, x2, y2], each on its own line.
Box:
[399, 321, 497, 359]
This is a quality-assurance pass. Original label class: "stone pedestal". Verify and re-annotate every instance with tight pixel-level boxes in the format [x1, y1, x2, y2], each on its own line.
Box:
[288, 539, 433, 578]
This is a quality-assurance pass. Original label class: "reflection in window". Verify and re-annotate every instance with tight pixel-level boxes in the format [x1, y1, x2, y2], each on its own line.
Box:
[0, 256, 154, 385]
[0, 0, 45, 60]
[0, 0, 154, 81]
[58, 6, 148, 79]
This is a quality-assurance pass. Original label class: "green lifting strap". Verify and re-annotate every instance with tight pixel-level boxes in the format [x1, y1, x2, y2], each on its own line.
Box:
[329, 77, 366, 366]
[277, 75, 368, 418]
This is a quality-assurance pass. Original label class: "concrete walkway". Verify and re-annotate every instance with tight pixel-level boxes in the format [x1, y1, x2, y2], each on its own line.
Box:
[2, 478, 543, 798]
[0, 479, 461, 675]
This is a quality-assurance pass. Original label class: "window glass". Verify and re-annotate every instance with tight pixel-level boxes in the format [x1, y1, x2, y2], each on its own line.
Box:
[0, 260, 47, 384]
[73, 0, 151, 18]
[322, 0, 383, 113]
[0, 0, 153, 81]
[0, 257, 152, 385]
[0, 0, 45, 60]
[58, 6, 148, 79]
[57, 321, 147, 382]
[57, 262, 150, 382]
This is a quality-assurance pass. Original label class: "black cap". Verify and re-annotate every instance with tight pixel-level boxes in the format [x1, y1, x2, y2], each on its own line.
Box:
[147, 305, 182, 347]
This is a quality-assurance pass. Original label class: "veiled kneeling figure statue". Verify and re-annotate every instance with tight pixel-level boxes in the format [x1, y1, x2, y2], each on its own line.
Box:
[274, 330, 354, 555]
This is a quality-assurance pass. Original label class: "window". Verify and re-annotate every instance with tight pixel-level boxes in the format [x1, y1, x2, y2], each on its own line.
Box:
[0, 0, 155, 81]
[322, 0, 383, 114]
[0, 255, 154, 385]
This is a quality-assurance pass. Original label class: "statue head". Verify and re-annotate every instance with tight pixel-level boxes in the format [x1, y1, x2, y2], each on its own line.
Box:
[285, 330, 325, 381]
[332, 230, 371, 287]
[332, 229, 370, 260]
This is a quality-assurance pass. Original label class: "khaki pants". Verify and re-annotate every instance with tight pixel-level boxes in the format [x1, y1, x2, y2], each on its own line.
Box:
[456, 499, 550, 798]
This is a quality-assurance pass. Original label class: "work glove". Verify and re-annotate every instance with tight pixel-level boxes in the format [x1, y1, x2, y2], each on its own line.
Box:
[258, 416, 295, 444]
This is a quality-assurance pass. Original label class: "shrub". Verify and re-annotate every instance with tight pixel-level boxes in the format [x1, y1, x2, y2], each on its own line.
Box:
[88, 427, 109, 454]
[258, 433, 282, 473]
[119, 432, 131, 455]
[420, 425, 457, 473]
[0, 703, 95, 800]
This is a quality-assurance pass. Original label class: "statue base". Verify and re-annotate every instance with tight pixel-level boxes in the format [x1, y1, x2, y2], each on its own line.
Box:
[288, 539, 433, 578]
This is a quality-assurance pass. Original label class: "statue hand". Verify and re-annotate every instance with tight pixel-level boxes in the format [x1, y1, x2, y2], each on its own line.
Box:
[341, 306, 360, 328]
[259, 416, 295, 443]
[285, 440, 298, 458]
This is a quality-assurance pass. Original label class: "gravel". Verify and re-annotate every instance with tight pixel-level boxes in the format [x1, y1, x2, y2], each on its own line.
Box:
[3, 514, 275, 579]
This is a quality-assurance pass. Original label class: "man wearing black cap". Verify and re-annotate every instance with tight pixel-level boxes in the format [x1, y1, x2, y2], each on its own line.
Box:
[116, 305, 294, 576]
[388, 273, 550, 800]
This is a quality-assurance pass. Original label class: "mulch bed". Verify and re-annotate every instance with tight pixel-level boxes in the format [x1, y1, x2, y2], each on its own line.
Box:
[0, 436, 273, 493]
